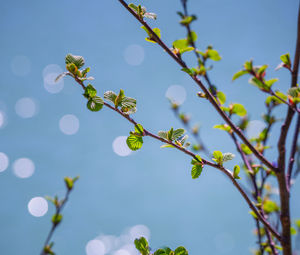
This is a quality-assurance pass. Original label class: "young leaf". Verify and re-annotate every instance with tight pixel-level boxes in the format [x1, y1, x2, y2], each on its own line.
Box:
[191, 155, 202, 165]
[172, 128, 185, 140]
[104, 91, 117, 104]
[55, 72, 68, 82]
[174, 246, 188, 255]
[263, 200, 279, 214]
[158, 131, 168, 139]
[160, 144, 174, 149]
[233, 165, 241, 179]
[213, 124, 231, 133]
[232, 70, 248, 81]
[144, 12, 157, 20]
[141, 26, 161, 43]
[191, 164, 203, 179]
[280, 53, 291, 68]
[181, 68, 196, 76]
[212, 151, 223, 165]
[207, 49, 221, 61]
[265, 78, 278, 88]
[65, 54, 85, 69]
[84, 84, 97, 99]
[120, 96, 136, 109]
[87, 96, 104, 112]
[217, 91, 226, 105]
[187, 31, 197, 43]
[232, 103, 247, 117]
[180, 15, 197, 25]
[134, 237, 150, 255]
[244, 60, 253, 72]
[127, 135, 143, 151]
[134, 124, 144, 136]
[52, 214, 63, 226]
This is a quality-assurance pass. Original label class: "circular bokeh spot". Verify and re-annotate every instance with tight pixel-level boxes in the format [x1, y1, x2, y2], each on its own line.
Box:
[59, 114, 80, 135]
[86, 239, 106, 255]
[165, 85, 187, 105]
[129, 225, 150, 241]
[28, 197, 48, 217]
[0, 152, 9, 172]
[0, 111, 5, 128]
[124, 44, 145, 66]
[43, 64, 64, 94]
[112, 136, 132, 157]
[13, 157, 35, 178]
[11, 55, 31, 76]
[15, 97, 37, 118]
[246, 120, 266, 138]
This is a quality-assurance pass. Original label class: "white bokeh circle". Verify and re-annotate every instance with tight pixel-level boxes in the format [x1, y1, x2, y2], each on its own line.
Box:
[28, 197, 48, 217]
[59, 114, 80, 135]
[0, 111, 6, 128]
[0, 152, 9, 172]
[165, 85, 187, 105]
[43, 64, 64, 94]
[129, 225, 150, 241]
[11, 55, 31, 76]
[86, 239, 106, 255]
[13, 157, 35, 178]
[124, 44, 145, 66]
[113, 249, 131, 255]
[15, 97, 37, 118]
[112, 136, 132, 157]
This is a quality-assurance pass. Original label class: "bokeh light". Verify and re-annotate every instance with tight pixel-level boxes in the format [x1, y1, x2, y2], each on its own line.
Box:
[59, 114, 80, 135]
[11, 55, 31, 76]
[165, 85, 187, 105]
[246, 120, 266, 138]
[0, 152, 9, 172]
[28, 197, 48, 217]
[13, 157, 35, 178]
[86, 239, 106, 255]
[113, 249, 131, 255]
[124, 44, 145, 66]
[15, 97, 37, 118]
[43, 64, 64, 94]
[112, 136, 132, 157]
[0, 111, 6, 128]
[129, 225, 150, 241]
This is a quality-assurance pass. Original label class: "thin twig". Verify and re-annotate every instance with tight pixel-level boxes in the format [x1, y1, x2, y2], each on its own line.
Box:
[118, 0, 276, 172]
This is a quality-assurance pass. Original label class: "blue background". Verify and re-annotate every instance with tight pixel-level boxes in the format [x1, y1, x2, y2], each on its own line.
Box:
[0, 0, 299, 254]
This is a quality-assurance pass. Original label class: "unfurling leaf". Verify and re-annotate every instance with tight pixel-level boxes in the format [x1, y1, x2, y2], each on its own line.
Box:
[52, 214, 63, 226]
[141, 26, 161, 43]
[134, 237, 150, 255]
[191, 164, 203, 179]
[104, 91, 117, 104]
[84, 84, 97, 99]
[232, 70, 248, 81]
[65, 54, 85, 69]
[233, 165, 241, 179]
[212, 151, 223, 165]
[174, 246, 188, 255]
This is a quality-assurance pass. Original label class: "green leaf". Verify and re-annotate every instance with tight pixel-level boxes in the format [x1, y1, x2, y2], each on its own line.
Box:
[249, 77, 269, 91]
[84, 84, 97, 99]
[134, 124, 144, 136]
[207, 49, 221, 61]
[141, 26, 161, 43]
[295, 219, 300, 228]
[265, 78, 278, 88]
[223, 152, 235, 162]
[217, 91, 226, 105]
[213, 124, 231, 133]
[288, 87, 300, 98]
[191, 164, 203, 179]
[120, 96, 136, 109]
[280, 53, 291, 67]
[172, 128, 185, 140]
[173, 39, 194, 54]
[65, 54, 85, 69]
[191, 155, 202, 165]
[181, 68, 196, 76]
[257, 65, 268, 76]
[241, 144, 252, 155]
[232, 103, 247, 117]
[160, 144, 174, 148]
[87, 96, 104, 112]
[232, 70, 248, 81]
[82, 67, 90, 77]
[244, 60, 253, 71]
[128, 3, 138, 12]
[64, 177, 74, 190]
[134, 237, 150, 255]
[127, 135, 143, 151]
[52, 214, 63, 225]
[263, 200, 279, 214]
[174, 246, 188, 255]
[212, 151, 223, 165]
[115, 89, 125, 107]
[154, 249, 168, 255]
[158, 131, 168, 139]
[291, 227, 297, 235]
[233, 165, 241, 179]
[180, 15, 197, 25]
[187, 31, 197, 43]
[249, 210, 258, 219]
[104, 91, 117, 104]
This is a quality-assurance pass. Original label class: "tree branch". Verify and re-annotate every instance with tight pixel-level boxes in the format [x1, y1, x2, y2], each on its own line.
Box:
[117, 0, 276, 172]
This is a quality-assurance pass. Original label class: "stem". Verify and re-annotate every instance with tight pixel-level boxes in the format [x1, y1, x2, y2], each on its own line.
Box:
[118, 0, 276, 172]
[73, 77, 281, 241]
[287, 113, 300, 189]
